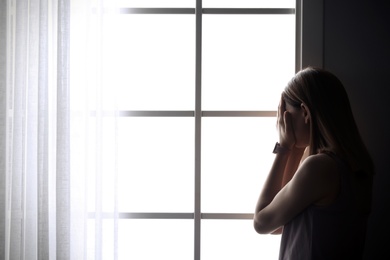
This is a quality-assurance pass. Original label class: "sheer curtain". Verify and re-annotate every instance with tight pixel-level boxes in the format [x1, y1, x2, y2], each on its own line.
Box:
[2, 0, 297, 259]
[0, 0, 113, 259]
[70, 0, 120, 259]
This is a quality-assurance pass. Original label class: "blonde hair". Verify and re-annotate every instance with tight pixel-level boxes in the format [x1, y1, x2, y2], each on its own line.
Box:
[282, 67, 374, 176]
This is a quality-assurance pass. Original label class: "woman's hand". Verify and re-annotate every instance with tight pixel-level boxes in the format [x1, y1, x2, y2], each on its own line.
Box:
[277, 96, 295, 150]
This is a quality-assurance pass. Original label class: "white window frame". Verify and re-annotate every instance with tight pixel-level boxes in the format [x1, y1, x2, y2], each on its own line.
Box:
[86, 1, 325, 259]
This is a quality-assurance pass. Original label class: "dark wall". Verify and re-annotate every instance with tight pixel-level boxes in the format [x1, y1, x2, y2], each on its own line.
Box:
[322, 1, 390, 259]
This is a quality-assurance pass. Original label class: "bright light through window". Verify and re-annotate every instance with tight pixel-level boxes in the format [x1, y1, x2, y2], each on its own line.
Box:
[202, 117, 278, 213]
[70, 2, 296, 259]
[102, 15, 195, 110]
[203, 15, 295, 110]
[202, 220, 281, 259]
[117, 118, 194, 212]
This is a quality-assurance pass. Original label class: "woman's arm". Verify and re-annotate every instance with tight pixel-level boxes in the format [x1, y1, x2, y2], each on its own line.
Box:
[253, 96, 306, 234]
[282, 147, 306, 186]
[253, 146, 305, 234]
[253, 153, 339, 234]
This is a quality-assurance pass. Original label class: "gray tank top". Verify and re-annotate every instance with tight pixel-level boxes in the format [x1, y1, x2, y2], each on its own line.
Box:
[279, 152, 369, 260]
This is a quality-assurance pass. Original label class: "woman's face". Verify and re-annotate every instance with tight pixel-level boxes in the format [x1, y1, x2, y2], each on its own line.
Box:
[285, 102, 311, 148]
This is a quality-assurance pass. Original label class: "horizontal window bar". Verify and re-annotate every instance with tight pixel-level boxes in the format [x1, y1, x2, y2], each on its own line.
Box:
[119, 111, 195, 117]
[87, 111, 277, 117]
[202, 111, 276, 117]
[89, 111, 195, 117]
[87, 212, 254, 219]
[88, 212, 194, 219]
[202, 8, 295, 15]
[113, 8, 294, 15]
[119, 8, 195, 14]
[201, 213, 254, 219]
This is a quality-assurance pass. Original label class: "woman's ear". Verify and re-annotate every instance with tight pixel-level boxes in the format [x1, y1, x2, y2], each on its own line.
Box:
[301, 103, 310, 124]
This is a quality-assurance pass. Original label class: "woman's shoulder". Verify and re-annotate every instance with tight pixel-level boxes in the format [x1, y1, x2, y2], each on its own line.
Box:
[300, 152, 340, 173]
[296, 153, 341, 206]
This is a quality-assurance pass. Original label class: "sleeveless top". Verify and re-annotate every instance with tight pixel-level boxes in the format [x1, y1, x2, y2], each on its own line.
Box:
[278, 153, 370, 260]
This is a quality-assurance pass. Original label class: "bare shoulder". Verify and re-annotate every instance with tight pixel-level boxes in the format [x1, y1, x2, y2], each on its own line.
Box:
[302, 152, 339, 169]
[294, 153, 340, 206]
[254, 152, 342, 233]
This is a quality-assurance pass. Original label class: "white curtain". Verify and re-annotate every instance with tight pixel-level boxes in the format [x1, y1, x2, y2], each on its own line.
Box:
[0, 0, 115, 259]
[70, 0, 120, 259]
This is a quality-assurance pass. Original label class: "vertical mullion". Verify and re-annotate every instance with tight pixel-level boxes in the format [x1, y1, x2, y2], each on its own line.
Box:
[194, 1, 202, 260]
[295, 0, 302, 72]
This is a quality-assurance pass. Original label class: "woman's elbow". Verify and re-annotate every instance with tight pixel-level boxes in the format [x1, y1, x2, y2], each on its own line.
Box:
[253, 218, 270, 234]
[253, 213, 282, 234]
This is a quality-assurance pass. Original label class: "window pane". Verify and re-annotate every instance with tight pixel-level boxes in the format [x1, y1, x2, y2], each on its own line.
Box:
[80, 117, 120, 213]
[87, 219, 194, 259]
[117, 118, 194, 212]
[203, 0, 295, 8]
[202, 220, 281, 260]
[119, 220, 193, 259]
[203, 15, 295, 110]
[202, 117, 277, 213]
[116, 0, 194, 8]
[102, 14, 195, 110]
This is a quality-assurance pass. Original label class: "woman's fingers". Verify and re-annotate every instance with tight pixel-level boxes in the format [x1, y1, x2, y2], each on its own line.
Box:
[277, 96, 285, 127]
[283, 111, 295, 149]
[284, 111, 292, 134]
[277, 95, 295, 149]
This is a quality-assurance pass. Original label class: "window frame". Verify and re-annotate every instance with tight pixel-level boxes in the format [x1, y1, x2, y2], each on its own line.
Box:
[84, 0, 325, 259]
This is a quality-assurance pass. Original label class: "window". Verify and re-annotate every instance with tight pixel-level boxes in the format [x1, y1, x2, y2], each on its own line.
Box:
[70, 0, 298, 259]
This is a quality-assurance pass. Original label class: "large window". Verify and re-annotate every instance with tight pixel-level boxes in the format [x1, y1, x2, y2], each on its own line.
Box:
[70, 0, 297, 259]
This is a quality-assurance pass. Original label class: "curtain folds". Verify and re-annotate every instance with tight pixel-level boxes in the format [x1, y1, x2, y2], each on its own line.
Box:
[0, 0, 71, 259]
[69, 2, 120, 258]
[0, 0, 7, 258]
[56, 0, 71, 259]
[1, 0, 119, 259]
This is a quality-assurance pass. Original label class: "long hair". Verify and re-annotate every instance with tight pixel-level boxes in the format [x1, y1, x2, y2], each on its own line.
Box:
[282, 67, 374, 176]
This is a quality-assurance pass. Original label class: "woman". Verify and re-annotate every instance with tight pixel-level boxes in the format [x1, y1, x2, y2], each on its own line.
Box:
[253, 67, 374, 259]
